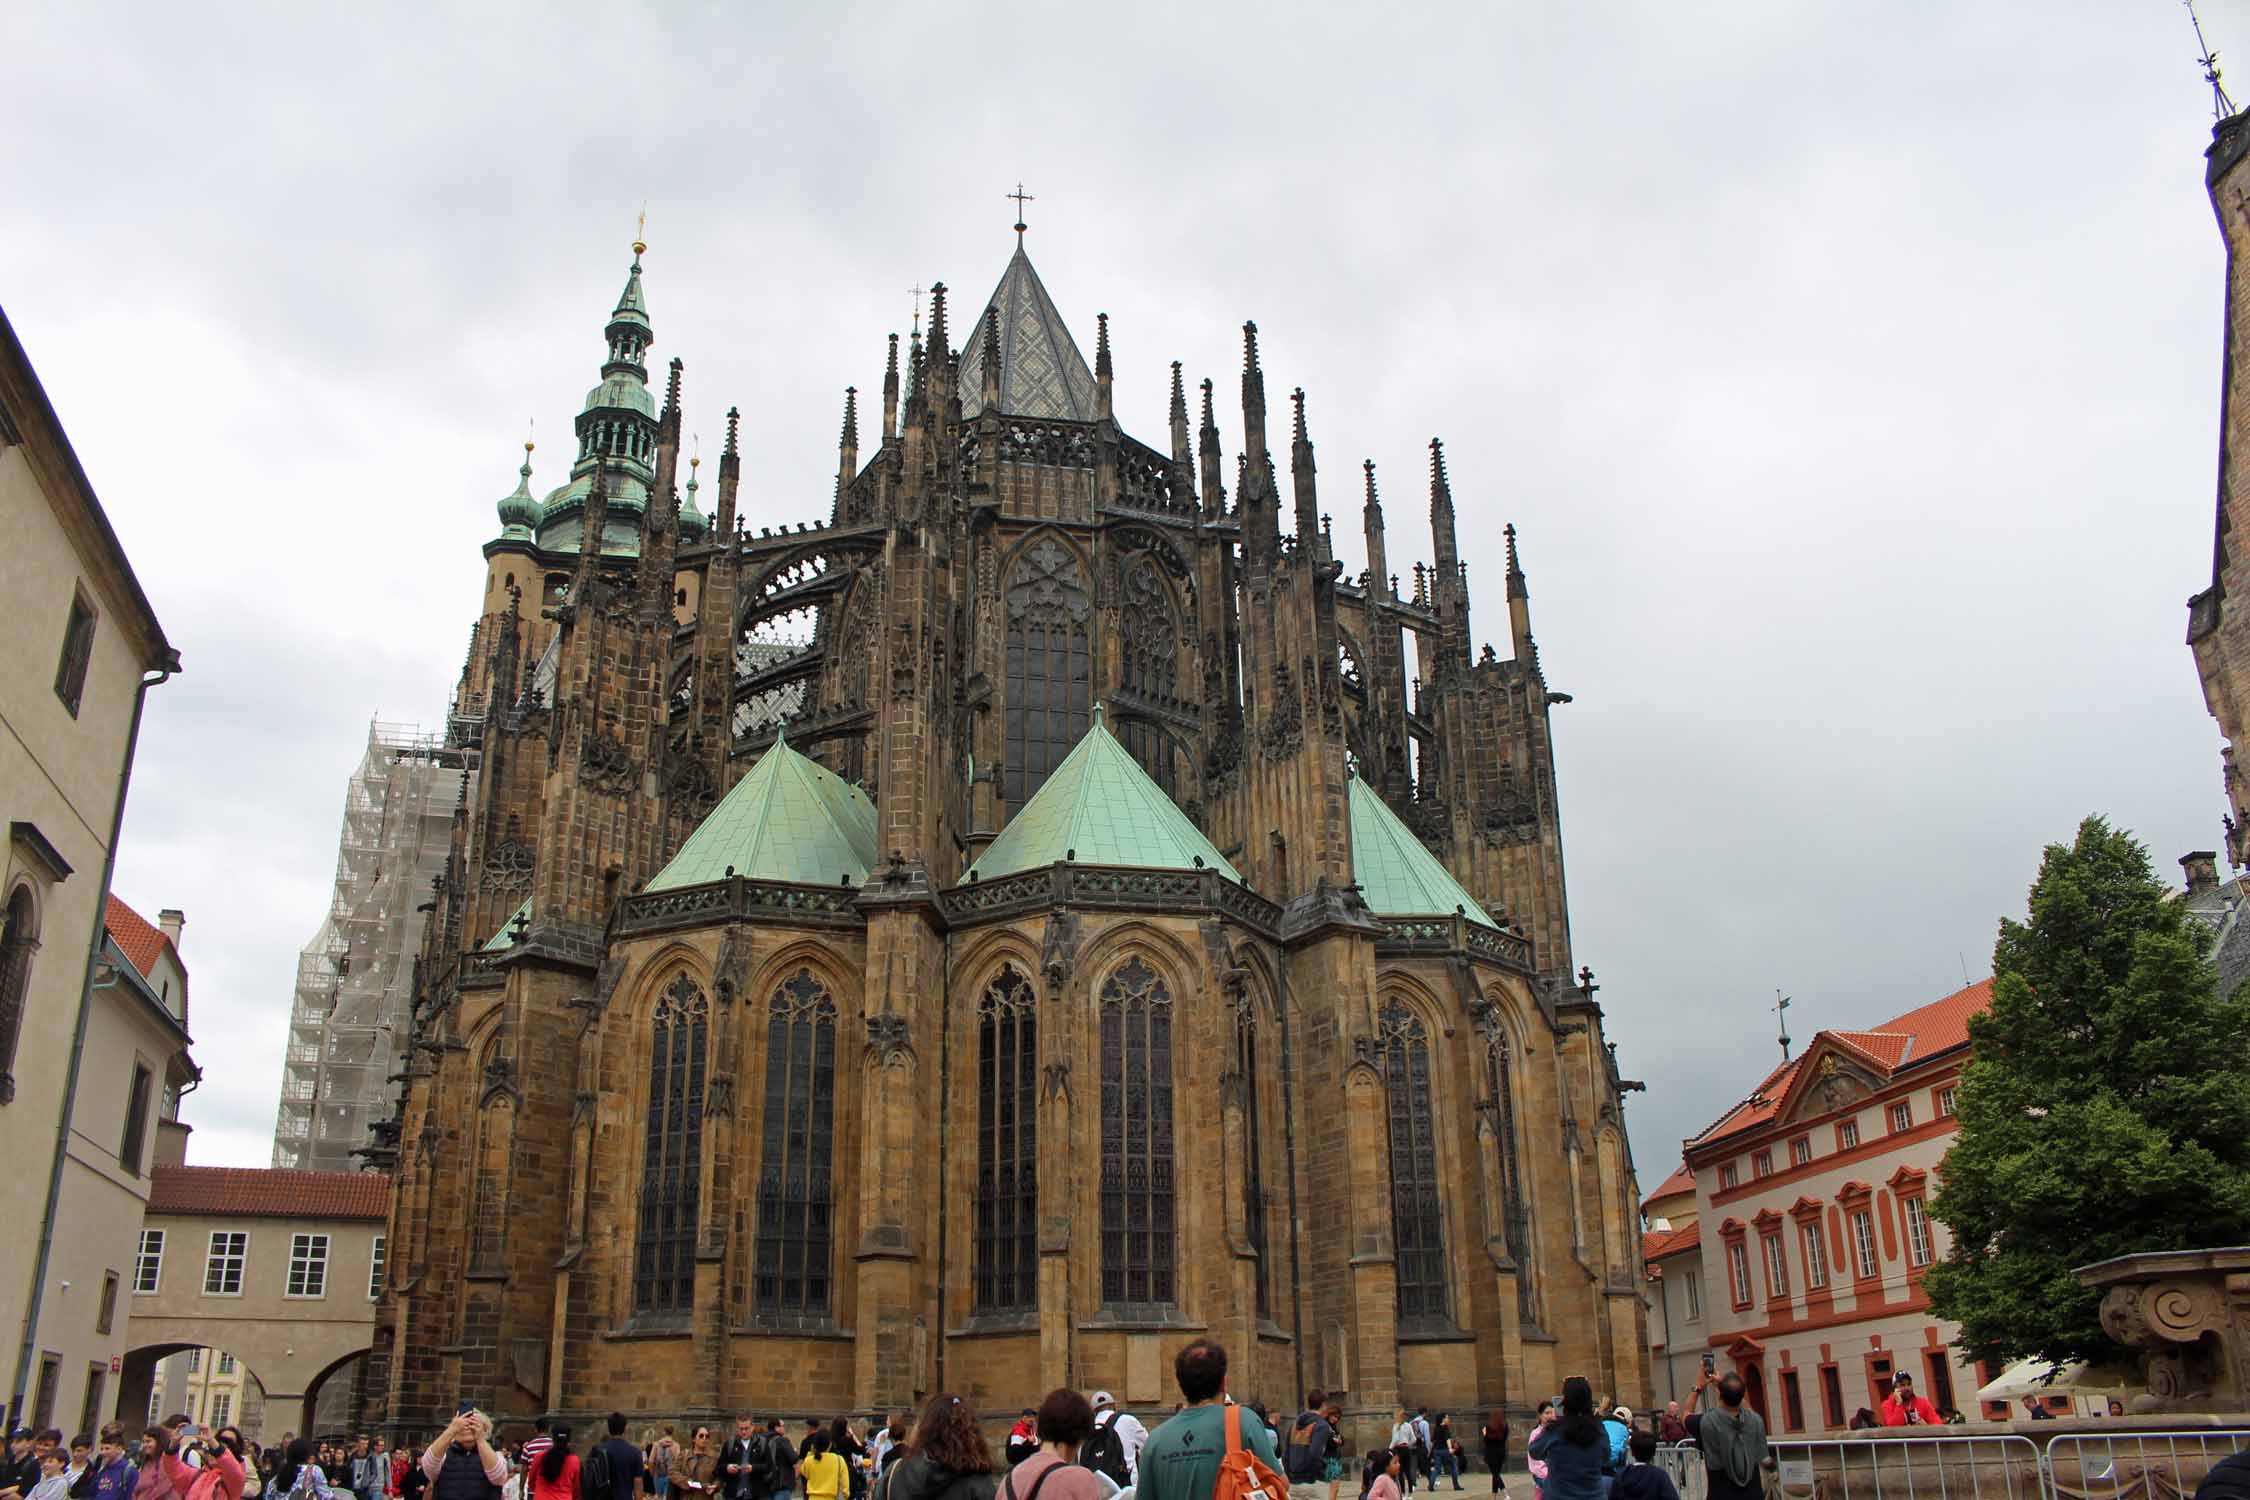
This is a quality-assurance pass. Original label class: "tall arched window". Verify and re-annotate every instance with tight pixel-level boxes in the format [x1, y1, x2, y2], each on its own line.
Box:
[1004, 539, 1091, 806]
[1483, 1012, 1539, 1325]
[755, 969, 837, 1317]
[634, 973, 708, 1314]
[974, 965, 1038, 1313]
[1099, 958, 1175, 1307]
[0, 885, 33, 1104]
[1380, 998, 1449, 1327]
[1234, 990, 1270, 1319]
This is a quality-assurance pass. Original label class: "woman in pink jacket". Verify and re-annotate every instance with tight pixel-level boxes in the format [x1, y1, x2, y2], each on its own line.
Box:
[161, 1427, 244, 1500]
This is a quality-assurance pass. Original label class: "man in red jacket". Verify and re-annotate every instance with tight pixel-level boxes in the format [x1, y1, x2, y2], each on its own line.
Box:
[1879, 1375, 1942, 1427]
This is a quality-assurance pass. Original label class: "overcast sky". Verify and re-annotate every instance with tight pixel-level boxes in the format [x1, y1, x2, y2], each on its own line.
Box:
[2, 2, 2235, 1189]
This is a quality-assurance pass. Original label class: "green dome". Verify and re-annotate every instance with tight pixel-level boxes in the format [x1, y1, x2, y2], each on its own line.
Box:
[680, 460, 709, 538]
[496, 447, 541, 538]
[582, 370, 656, 418]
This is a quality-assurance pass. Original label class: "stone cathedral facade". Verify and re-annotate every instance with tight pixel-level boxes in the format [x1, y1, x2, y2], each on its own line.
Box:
[367, 230, 1650, 1439]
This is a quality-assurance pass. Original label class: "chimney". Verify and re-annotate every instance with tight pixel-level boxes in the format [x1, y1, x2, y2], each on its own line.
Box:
[2180, 852, 2220, 898]
[157, 908, 185, 950]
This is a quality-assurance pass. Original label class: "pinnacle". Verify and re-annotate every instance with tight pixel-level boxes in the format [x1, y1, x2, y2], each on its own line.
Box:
[723, 407, 740, 458]
[1291, 387, 1308, 445]
[1364, 458, 1380, 509]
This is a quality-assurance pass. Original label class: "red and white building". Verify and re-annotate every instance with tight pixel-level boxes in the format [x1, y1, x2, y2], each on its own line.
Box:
[1658, 979, 1995, 1431]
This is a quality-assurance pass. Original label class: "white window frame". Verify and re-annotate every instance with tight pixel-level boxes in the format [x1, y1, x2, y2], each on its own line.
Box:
[1789, 1137, 1811, 1167]
[202, 1233, 246, 1297]
[1889, 1100, 1913, 1133]
[1936, 1086, 1958, 1118]
[1682, 1267, 1701, 1322]
[1803, 1221, 1829, 1289]
[1838, 1119, 1860, 1150]
[1753, 1149, 1774, 1179]
[1728, 1241, 1751, 1304]
[1719, 1163, 1739, 1190]
[133, 1229, 164, 1295]
[286, 1232, 330, 1299]
[208, 1392, 230, 1428]
[215, 1351, 234, 1375]
[1762, 1233, 1791, 1298]
[369, 1233, 386, 1300]
[1903, 1196, 1934, 1267]
[1850, 1209, 1878, 1278]
[186, 1348, 201, 1373]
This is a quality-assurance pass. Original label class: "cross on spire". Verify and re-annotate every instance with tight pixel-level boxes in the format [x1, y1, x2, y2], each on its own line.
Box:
[909, 284, 923, 337]
[1007, 182, 1036, 241]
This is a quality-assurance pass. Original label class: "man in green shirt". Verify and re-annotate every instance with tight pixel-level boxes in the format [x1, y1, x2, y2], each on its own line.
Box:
[1135, 1340, 1279, 1500]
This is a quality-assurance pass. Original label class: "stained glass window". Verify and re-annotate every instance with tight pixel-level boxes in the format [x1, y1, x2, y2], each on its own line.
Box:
[634, 974, 708, 1314]
[1099, 958, 1175, 1307]
[974, 965, 1038, 1313]
[1381, 999, 1449, 1327]
[754, 969, 837, 1316]
[1004, 540, 1091, 806]
[1235, 992, 1270, 1319]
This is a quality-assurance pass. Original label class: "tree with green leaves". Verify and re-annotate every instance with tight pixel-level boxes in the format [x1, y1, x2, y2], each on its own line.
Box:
[1925, 816, 2250, 1367]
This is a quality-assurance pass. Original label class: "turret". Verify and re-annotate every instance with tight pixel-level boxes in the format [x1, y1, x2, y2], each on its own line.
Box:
[680, 454, 708, 542]
[496, 441, 540, 541]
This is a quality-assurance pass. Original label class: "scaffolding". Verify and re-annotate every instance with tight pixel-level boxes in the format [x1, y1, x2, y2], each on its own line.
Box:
[272, 720, 468, 1171]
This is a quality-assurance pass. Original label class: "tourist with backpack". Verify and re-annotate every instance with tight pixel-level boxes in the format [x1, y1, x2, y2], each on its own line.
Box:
[1283, 1394, 1333, 1489]
[759, 1426, 796, 1500]
[999, 1392, 1106, 1500]
[1131, 1340, 1280, 1500]
[1080, 1398, 1140, 1491]
[588, 1417, 647, 1500]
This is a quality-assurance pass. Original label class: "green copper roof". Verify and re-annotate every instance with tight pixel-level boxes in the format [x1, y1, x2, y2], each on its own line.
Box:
[496, 450, 541, 538]
[610, 253, 650, 333]
[964, 709, 1240, 882]
[679, 465, 708, 537]
[1347, 775, 1498, 927]
[483, 897, 531, 951]
[648, 733, 877, 891]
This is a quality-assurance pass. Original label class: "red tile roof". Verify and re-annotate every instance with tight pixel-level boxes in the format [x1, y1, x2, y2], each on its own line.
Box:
[1643, 1219, 1701, 1270]
[147, 1165, 391, 1221]
[106, 895, 186, 1026]
[1687, 978, 1992, 1150]
[1642, 1161, 1696, 1213]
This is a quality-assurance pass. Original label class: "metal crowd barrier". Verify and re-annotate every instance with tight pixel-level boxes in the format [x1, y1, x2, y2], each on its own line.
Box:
[2042, 1429, 2250, 1500]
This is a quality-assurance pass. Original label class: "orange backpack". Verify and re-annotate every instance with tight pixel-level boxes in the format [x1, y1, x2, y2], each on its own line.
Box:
[1215, 1402, 1290, 1500]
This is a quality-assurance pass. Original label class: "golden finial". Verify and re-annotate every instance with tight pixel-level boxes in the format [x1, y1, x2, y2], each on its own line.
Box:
[633, 205, 648, 259]
[524, 417, 535, 457]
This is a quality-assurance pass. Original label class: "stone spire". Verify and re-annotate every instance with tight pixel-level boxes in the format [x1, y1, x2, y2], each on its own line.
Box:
[1505, 523, 1535, 667]
[980, 307, 1002, 410]
[716, 406, 741, 537]
[1169, 361, 1191, 465]
[838, 386, 859, 506]
[1361, 459, 1389, 602]
[1429, 438, 1469, 666]
[1241, 323, 1277, 569]
[1095, 312, 1113, 420]
[1198, 376, 1227, 519]
[882, 332, 901, 440]
[1290, 386, 1319, 549]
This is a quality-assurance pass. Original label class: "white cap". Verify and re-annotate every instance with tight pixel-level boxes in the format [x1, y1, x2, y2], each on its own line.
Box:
[1091, 1391, 1115, 1410]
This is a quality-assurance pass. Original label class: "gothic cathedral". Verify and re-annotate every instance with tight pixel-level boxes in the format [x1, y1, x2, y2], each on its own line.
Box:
[369, 228, 1650, 1439]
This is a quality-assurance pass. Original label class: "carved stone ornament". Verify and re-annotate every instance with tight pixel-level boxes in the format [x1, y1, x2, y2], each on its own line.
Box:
[1405, 792, 1452, 853]
[1040, 909, 1080, 987]
[481, 838, 535, 893]
[1005, 538, 1092, 625]
[1474, 766, 1542, 848]
[581, 731, 637, 795]
[866, 1011, 913, 1067]
[1259, 659, 1304, 761]
[665, 744, 717, 811]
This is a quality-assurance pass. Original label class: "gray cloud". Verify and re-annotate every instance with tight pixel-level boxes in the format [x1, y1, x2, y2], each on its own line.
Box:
[2, 0, 2230, 1185]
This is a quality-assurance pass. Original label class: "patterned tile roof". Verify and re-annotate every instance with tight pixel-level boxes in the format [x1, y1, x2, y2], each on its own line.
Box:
[1643, 1219, 1702, 1268]
[649, 733, 878, 891]
[147, 1164, 391, 1221]
[1347, 776, 1499, 927]
[957, 245, 1098, 422]
[964, 709, 1239, 882]
[1688, 977, 1993, 1149]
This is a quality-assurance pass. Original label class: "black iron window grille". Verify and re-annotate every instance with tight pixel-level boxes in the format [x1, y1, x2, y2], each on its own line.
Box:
[754, 968, 837, 1316]
[1098, 957, 1175, 1308]
[1381, 999, 1450, 1327]
[634, 973, 708, 1314]
[973, 964, 1039, 1313]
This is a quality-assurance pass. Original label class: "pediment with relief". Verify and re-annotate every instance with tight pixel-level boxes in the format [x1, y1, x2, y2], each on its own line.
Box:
[1779, 1045, 1885, 1123]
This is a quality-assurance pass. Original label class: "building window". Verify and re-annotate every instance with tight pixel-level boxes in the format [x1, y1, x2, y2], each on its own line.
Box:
[1923, 1352, 1956, 1416]
[1098, 958, 1176, 1308]
[80, 1367, 106, 1440]
[207, 1392, 230, 1428]
[1727, 1240, 1752, 1306]
[1850, 1209, 1878, 1278]
[185, 1348, 201, 1373]
[1762, 1233, 1791, 1298]
[120, 1063, 152, 1174]
[286, 1233, 329, 1297]
[54, 590, 97, 718]
[753, 969, 835, 1317]
[133, 1230, 164, 1294]
[1781, 1370, 1805, 1432]
[1803, 1222, 1829, 1290]
[1789, 1137, 1811, 1167]
[1235, 992, 1271, 1320]
[0, 885, 37, 1106]
[1003, 539, 1091, 807]
[1837, 1119, 1860, 1150]
[1753, 1149, 1773, 1179]
[1820, 1365, 1845, 1429]
[638, 973, 710, 1316]
[1937, 1086, 1958, 1117]
[1719, 1163, 1738, 1191]
[202, 1233, 246, 1296]
[1379, 999, 1450, 1328]
[1903, 1195, 1934, 1267]
[1682, 1267, 1701, 1322]
[215, 1351, 234, 1375]
[1889, 1100, 1913, 1133]
[96, 1272, 119, 1335]
[368, 1234, 385, 1299]
[30, 1353, 60, 1427]
[973, 964, 1038, 1314]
